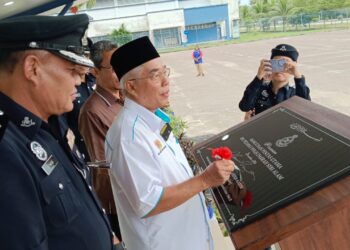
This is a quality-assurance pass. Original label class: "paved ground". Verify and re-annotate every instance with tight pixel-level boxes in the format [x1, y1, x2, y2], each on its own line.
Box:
[162, 29, 350, 140]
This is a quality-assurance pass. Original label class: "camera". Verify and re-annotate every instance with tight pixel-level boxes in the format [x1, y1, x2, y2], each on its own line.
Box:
[270, 59, 286, 72]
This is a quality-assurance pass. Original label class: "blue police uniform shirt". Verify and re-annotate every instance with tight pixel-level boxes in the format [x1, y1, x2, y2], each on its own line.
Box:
[239, 75, 311, 115]
[0, 91, 113, 250]
[65, 73, 96, 162]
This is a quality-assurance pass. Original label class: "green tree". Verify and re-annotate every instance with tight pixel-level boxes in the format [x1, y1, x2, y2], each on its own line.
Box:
[240, 5, 255, 31]
[272, 0, 295, 31]
[240, 5, 253, 20]
[110, 24, 132, 46]
[86, 0, 97, 9]
[252, 0, 270, 18]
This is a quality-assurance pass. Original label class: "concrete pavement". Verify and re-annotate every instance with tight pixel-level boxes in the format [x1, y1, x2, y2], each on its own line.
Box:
[163, 29, 350, 139]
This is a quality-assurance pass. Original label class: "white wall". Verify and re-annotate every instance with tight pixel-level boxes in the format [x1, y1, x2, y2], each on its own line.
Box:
[86, 0, 179, 20]
[85, 0, 239, 39]
[147, 9, 184, 29]
[88, 15, 149, 36]
[178, 0, 211, 9]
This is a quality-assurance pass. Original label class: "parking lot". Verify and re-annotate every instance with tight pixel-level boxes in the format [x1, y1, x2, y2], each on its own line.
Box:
[162, 29, 350, 140]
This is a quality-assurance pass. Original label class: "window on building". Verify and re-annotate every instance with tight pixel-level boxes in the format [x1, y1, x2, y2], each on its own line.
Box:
[117, 0, 145, 6]
[153, 27, 180, 48]
[186, 22, 216, 30]
[132, 31, 149, 40]
[116, 0, 169, 5]
[95, 0, 115, 8]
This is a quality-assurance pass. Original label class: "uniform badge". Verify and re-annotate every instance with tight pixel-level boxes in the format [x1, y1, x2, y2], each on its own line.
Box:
[154, 139, 166, 155]
[21, 116, 36, 127]
[261, 90, 269, 98]
[160, 123, 172, 141]
[30, 141, 48, 161]
[41, 155, 58, 175]
[154, 139, 163, 151]
[280, 45, 287, 51]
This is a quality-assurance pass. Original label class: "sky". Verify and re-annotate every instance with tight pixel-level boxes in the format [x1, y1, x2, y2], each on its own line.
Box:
[240, 0, 251, 5]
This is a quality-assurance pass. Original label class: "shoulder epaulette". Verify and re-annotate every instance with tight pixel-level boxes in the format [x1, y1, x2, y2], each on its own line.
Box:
[0, 110, 9, 141]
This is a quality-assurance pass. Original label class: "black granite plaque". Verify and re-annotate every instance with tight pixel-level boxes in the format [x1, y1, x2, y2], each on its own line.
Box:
[194, 108, 350, 232]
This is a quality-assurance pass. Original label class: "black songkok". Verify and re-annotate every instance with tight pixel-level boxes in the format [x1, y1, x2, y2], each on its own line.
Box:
[110, 36, 160, 80]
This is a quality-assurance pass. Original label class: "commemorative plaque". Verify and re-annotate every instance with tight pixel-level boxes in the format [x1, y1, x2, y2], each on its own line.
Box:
[194, 104, 350, 234]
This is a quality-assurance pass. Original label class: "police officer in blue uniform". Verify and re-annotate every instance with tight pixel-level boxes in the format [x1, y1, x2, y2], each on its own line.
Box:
[239, 44, 311, 120]
[64, 38, 96, 162]
[0, 14, 125, 250]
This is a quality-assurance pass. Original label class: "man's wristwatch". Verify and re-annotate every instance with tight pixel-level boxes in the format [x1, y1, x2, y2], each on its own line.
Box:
[114, 242, 126, 250]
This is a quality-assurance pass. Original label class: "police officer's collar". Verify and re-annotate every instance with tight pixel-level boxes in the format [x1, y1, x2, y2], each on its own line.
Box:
[124, 97, 166, 132]
[0, 92, 42, 140]
[268, 82, 290, 93]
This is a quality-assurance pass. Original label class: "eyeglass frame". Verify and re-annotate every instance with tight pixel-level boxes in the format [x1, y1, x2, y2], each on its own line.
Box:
[128, 67, 170, 83]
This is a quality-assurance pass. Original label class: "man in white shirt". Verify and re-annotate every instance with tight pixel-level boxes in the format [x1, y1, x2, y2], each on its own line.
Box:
[105, 36, 235, 250]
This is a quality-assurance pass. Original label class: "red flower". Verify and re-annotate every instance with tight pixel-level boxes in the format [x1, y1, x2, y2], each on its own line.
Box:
[242, 190, 253, 209]
[70, 6, 78, 14]
[210, 147, 233, 160]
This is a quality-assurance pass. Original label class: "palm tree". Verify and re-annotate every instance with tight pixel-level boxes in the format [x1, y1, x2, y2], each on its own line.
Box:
[240, 5, 254, 31]
[272, 0, 295, 31]
[240, 5, 252, 20]
[253, 0, 269, 18]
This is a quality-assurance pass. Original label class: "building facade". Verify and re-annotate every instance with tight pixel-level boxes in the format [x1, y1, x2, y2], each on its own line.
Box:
[82, 0, 240, 48]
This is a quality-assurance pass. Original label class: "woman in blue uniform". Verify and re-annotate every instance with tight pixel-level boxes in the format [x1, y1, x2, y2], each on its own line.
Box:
[239, 44, 310, 120]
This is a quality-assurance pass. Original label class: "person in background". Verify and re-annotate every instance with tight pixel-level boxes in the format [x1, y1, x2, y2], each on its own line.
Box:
[193, 45, 204, 76]
[78, 40, 123, 240]
[106, 36, 235, 250]
[0, 14, 123, 250]
[65, 63, 95, 161]
[239, 44, 310, 120]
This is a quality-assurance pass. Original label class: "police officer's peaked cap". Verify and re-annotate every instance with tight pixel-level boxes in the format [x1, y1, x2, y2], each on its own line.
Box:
[271, 44, 299, 62]
[111, 36, 160, 80]
[0, 14, 93, 67]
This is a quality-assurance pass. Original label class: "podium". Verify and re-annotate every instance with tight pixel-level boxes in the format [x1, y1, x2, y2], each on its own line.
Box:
[193, 96, 350, 249]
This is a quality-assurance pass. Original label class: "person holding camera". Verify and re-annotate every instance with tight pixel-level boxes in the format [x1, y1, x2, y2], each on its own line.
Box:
[239, 44, 311, 120]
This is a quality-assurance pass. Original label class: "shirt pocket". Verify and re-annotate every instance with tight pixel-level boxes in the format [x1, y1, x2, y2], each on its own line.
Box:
[40, 167, 79, 228]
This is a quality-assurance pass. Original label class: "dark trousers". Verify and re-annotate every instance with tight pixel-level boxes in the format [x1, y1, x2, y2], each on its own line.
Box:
[107, 213, 122, 240]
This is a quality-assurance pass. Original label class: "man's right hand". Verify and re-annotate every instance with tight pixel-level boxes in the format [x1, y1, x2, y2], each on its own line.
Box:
[200, 160, 235, 188]
[257, 59, 272, 80]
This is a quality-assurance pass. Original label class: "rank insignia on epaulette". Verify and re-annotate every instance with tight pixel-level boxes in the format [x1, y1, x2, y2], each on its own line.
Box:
[30, 141, 48, 161]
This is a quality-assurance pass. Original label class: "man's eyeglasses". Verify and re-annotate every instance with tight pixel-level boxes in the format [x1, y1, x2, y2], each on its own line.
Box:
[130, 67, 170, 83]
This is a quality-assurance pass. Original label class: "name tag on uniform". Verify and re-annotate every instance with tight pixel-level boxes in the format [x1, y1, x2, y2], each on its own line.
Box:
[41, 155, 58, 176]
[160, 123, 172, 141]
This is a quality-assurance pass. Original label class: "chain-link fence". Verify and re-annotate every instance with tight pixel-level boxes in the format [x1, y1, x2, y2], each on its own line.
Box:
[91, 29, 181, 49]
[240, 8, 350, 33]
